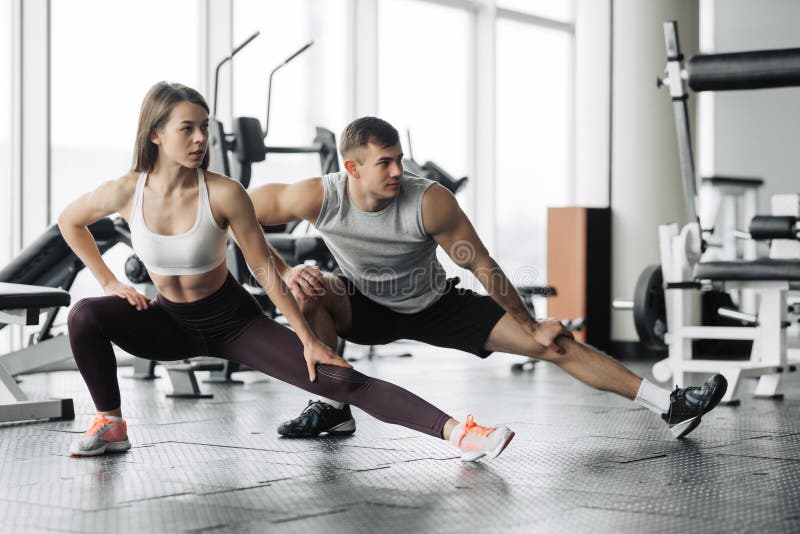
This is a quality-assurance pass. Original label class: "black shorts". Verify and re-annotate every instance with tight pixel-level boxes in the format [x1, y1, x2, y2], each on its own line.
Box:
[338, 277, 506, 358]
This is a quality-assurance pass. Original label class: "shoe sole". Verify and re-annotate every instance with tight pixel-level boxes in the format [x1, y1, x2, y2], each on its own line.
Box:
[671, 416, 701, 439]
[488, 430, 515, 459]
[325, 419, 356, 435]
[460, 451, 487, 462]
[278, 419, 356, 438]
[70, 439, 131, 457]
[461, 429, 515, 462]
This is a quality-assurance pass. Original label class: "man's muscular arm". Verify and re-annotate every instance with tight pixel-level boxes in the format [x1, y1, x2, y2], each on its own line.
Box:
[248, 177, 324, 224]
[248, 177, 327, 300]
[424, 184, 571, 352]
[423, 184, 536, 331]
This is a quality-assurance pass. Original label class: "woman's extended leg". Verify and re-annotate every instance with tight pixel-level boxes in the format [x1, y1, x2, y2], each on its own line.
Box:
[223, 316, 515, 460]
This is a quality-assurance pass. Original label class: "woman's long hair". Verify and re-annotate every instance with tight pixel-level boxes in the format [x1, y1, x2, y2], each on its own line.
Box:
[132, 82, 210, 173]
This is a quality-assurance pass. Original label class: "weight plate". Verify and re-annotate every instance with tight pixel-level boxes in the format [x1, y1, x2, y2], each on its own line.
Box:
[633, 264, 667, 351]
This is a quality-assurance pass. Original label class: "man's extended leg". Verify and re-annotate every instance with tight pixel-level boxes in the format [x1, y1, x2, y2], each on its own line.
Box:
[485, 315, 643, 398]
[484, 313, 727, 438]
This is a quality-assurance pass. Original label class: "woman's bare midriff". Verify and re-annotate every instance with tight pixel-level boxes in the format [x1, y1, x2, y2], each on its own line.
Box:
[147, 260, 229, 303]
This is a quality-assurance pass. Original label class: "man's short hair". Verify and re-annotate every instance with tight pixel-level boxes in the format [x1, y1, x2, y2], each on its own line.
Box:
[339, 117, 400, 161]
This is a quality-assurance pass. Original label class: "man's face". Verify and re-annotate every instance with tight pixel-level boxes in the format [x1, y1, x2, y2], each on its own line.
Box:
[349, 142, 404, 199]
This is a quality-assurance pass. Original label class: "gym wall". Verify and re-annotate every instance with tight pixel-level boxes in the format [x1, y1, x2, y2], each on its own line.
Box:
[609, 0, 699, 343]
[706, 0, 800, 216]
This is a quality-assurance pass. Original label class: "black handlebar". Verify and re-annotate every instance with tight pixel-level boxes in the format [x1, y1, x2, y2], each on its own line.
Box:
[212, 31, 261, 116]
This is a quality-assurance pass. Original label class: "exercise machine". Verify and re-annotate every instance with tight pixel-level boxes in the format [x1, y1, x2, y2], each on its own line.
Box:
[650, 21, 800, 403]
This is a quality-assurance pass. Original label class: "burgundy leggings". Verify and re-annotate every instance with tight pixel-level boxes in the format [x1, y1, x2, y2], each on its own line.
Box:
[67, 274, 450, 438]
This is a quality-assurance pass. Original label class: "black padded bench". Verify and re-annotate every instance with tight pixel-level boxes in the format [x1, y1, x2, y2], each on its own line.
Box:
[695, 259, 800, 282]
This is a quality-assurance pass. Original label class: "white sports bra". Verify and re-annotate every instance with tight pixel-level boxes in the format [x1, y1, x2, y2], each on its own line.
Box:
[129, 169, 228, 276]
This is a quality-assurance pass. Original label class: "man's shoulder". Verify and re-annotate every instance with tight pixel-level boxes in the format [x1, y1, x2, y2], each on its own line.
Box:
[402, 171, 435, 187]
[421, 183, 460, 235]
[421, 182, 455, 208]
[292, 176, 325, 203]
[400, 172, 437, 209]
[321, 169, 348, 188]
[317, 171, 347, 208]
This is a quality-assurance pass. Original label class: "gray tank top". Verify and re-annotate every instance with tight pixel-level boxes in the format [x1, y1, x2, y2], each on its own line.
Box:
[314, 170, 447, 313]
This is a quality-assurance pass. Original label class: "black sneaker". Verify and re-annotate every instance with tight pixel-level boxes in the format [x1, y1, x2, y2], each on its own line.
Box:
[662, 373, 728, 439]
[277, 400, 356, 438]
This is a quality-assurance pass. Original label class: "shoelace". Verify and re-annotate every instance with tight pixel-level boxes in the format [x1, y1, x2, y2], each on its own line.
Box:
[672, 385, 709, 411]
[457, 414, 494, 447]
[301, 401, 326, 416]
[85, 416, 115, 436]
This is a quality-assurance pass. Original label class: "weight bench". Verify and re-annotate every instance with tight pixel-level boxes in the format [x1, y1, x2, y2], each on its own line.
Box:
[653, 243, 800, 404]
[129, 356, 242, 398]
[654, 210, 800, 403]
[0, 282, 74, 423]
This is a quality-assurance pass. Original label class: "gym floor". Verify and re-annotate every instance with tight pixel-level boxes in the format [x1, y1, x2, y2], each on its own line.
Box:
[2, 342, 800, 533]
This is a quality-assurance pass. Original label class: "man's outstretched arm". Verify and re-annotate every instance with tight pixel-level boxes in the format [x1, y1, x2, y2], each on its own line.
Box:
[423, 184, 537, 332]
[249, 177, 324, 227]
[248, 177, 327, 298]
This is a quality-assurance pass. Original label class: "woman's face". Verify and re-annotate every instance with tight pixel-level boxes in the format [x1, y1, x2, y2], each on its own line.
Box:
[152, 101, 209, 168]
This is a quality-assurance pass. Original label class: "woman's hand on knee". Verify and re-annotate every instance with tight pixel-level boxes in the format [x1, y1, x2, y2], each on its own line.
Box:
[303, 338, 351, 382]
[103, 280, 150, 311]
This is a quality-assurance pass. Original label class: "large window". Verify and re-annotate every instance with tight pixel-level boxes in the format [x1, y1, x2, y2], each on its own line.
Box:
[498, 0, 574, 23]
[232, 0, 349, 187]
[377, 0, 471, 183]
[378, 0, 472, 281]
[495, 17, 573, 289]
[50, 0, 200, 222]
[0, 0, 10, 352]
[0, 0, 11, 267]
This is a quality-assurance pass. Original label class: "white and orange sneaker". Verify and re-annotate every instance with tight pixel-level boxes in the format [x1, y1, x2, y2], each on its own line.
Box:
[452, 414, 515, 462]
[69, 415, 131, 457]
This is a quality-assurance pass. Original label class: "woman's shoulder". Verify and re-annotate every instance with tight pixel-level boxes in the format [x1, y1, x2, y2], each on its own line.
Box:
[116, 170, 140, 188]
[204, 170, 245, 194]
[99, 171, 139, 200]
[203, 170, 249, 213]
[82, 171, 139, 215]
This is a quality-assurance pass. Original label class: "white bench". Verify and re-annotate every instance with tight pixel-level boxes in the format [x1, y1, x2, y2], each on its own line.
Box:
[0, 282, 74, 423]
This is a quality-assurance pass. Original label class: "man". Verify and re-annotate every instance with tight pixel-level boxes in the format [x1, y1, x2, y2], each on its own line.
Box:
[249, 117, 726, 440]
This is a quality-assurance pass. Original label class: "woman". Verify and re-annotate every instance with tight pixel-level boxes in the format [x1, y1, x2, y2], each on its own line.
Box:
[59, 82, 514, 462]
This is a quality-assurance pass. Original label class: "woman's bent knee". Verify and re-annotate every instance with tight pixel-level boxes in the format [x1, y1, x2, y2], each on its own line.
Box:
[67, 298, 105, 334]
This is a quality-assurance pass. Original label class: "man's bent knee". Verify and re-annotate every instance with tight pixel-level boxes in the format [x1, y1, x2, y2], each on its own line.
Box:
[297, 296, 323, 317]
